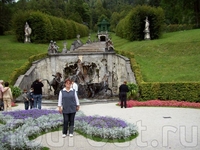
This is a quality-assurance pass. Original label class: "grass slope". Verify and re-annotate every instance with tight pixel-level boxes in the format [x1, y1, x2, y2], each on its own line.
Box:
[112, 29, 200, 82]
[0, 29, 200, 83]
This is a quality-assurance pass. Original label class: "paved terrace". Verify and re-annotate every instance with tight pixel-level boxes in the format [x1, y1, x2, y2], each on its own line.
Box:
[12, 101, 200, 150]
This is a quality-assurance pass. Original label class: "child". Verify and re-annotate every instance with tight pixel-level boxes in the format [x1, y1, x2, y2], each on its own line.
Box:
[28, 88, 34, 109]
[22, 89, 29, 110]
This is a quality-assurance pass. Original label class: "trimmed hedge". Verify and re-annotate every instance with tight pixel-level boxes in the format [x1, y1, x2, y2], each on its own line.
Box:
[12, 10, 89, 43]
[115, 49, 200, 103]
[9, 53, 48, 85]
[164, 24, 197, 33]
[116, 5, 165, 41]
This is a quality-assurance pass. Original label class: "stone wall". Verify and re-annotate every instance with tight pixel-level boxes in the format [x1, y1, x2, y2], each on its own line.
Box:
[14, 52, 136, 96]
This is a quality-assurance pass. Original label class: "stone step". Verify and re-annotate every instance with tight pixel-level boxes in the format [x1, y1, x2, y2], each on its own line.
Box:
[42, 97, 119, 106]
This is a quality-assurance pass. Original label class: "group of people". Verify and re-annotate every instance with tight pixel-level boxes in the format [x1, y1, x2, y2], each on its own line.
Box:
[29, 77, 80, 138]
[22, 88, 34, 110]
[22, 79, 44, 110]
[1, 75, 128, 138]
[0, 80, 13, 111]
[0, 78, 45, 111]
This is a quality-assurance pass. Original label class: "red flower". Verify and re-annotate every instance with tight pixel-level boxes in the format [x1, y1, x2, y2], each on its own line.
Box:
[118, 100, 200, 109]
[11, 102, 16, 107]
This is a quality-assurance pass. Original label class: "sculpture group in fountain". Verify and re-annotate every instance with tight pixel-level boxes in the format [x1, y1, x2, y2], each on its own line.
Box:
[49, 58, 114, 99]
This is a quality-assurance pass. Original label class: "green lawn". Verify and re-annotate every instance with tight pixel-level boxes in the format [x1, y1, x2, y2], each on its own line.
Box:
[112, 29, 200, 82]
[0, 29, 200, 83]
[0, 35, 84, 82]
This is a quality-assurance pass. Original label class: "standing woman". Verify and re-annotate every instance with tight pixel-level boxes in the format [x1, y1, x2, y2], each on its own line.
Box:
[58, 79, 80, 138]
[3, 82, 13, 111]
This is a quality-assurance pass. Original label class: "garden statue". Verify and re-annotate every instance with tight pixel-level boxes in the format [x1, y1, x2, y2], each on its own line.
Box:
[48, 40, 59, 53]
[105, 38, 114, 51]
[86, 34, 91, 44]
[69, 34, 83, 51]
[144, 16, 150, 40]
[24, 22, 32, 43]
[62, 41, 67, 53]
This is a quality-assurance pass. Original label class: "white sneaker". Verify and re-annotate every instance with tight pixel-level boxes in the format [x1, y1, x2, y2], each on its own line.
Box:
[69, 134, 73, 137]
[62, 134, 67, 138]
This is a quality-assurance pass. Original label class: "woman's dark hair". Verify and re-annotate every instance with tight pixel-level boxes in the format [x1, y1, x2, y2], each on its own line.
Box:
[65, 78, 72, 84]
[4, 82, 9, 87]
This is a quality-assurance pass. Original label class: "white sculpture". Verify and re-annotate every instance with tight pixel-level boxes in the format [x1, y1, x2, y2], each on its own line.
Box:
[24, 22, 32, 43]
[144, 16, 150, 40]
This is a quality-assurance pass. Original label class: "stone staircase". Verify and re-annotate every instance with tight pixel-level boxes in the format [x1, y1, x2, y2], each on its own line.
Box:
[16, 95, 119, 106]
[42, 97, 119, 106]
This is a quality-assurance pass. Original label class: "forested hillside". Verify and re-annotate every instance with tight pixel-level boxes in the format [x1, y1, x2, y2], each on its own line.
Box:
[0, 0, 199, 35]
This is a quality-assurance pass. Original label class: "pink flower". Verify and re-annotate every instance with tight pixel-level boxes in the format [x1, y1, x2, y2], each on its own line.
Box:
[118, 100, 200, 109]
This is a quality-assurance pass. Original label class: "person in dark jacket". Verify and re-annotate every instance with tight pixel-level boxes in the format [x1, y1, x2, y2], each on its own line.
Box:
[119, 81, 129, 108]
[28, 88, 34, 109]
[22, 89, 29, 110]
[31, 79, 44, 109]
[58, 78, 80, 138]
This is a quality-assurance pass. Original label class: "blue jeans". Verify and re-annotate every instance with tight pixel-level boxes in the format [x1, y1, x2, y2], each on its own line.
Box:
[24, 101, 29, 110]
[33, 94, 42, 109]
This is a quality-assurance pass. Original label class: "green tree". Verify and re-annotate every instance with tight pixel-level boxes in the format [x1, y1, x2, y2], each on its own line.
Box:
[0, 0, 15, 35]
[68, 12, 83, 23]
[110, 12, 120, 32]
[82, 2, 90, 26]
[160, 0, 198, 25]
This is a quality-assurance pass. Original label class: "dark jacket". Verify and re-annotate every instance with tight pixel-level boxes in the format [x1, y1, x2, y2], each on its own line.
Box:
[119, 84, 129, 94]
[31, 80, 44, 95]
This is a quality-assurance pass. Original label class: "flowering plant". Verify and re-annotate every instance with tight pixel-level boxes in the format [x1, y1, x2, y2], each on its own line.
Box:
[0, 108, 138, 149]
[118, 100, 200, 108]
[0, 109, 62, 150]
[75, 115, 138, 140]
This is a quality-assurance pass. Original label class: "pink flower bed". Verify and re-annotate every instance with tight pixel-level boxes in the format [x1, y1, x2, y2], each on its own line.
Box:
[118, 100, 200, 108]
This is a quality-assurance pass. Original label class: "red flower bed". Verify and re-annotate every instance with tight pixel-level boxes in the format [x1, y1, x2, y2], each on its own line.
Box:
[118, 100, 200, 108]
[11, 102, 16, 107]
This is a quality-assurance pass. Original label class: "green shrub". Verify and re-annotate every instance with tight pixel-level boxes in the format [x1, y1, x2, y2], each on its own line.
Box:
[116, 49, 200, 102]
[12, 10, 89, 43]
[10, 86, 22, 100]
[127, 83, 138, 99]
[116, 5, 165, 41]
[9, 53, 48, 86]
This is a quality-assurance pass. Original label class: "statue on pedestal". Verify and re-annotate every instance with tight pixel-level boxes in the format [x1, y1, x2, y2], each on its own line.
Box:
[62, 41, 67, 53]
[24, 22, 32, 43]
[144, 16, 151, 40]
[48, 40, 59, 53]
